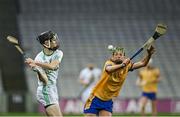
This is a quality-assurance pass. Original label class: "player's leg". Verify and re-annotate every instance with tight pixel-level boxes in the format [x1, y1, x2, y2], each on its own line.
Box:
[151, 100, 157, 116]
[139, 96, 148, 116]
[150, 93, 157, 116]
[41, 86, 62, 116]
[84, 95, 113, 117]
[84, 113, 97, 117]
[98, 98, 113, 117]
[99, 110, 112, 117]
[84, 95, 98, 117]
[45, 104, 63, 116]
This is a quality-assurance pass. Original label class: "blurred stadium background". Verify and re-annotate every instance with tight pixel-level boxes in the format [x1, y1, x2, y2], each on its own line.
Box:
[0, 0, 180, 116]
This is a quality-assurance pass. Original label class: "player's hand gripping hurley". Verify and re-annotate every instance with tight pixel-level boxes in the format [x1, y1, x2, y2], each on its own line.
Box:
[108, 23, 167, 68]
[6, 36, 40, 72]
[6, 35, 26, 57]
[130, 23, 167, 60]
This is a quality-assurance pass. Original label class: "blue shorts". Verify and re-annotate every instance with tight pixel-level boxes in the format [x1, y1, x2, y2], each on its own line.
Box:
[84, 95, 113, 115]
[142, 92, 157, 100]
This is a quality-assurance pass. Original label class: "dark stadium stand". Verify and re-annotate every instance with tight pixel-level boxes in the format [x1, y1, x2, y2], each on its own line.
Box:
[18, 0, 180, 100]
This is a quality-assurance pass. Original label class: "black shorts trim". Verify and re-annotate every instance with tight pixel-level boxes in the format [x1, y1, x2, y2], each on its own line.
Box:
[44, 104, 55, 109]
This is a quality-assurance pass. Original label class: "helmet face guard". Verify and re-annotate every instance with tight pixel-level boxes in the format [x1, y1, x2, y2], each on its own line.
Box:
[111, 47, 125, 64]
[112, 47, 125, 56]
[37, 31, 60, 50]
[49, 33, 60, 51]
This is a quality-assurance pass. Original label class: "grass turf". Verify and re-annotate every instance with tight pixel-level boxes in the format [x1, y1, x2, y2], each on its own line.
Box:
[1, 113, 180, 116]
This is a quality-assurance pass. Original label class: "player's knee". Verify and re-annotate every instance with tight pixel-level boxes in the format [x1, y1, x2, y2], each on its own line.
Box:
[45, 105, 62, 116]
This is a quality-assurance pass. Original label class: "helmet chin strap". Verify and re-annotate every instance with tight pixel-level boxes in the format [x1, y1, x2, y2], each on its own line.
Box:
[43, 40, 51, 48]
[49, 45, 59, 51]
[110, 58, 123, 64]
[43, 39, 59, 51]
[115, 60, 123, 64]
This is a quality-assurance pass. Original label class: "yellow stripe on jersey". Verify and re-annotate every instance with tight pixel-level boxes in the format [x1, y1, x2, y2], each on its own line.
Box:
[139, 68, 160, 93]
[91, 60, 132, 101]
[84, 95, 95, 110]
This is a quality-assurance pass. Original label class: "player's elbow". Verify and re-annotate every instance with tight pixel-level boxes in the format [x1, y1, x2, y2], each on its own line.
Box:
[38, 77, 48, 85]
[142, 63, 147, 67]
[49, 61, 60, 70]
[44, 79, 48, 85]
[41, 77, 48, 85]
[49, 63, 60, 70]
[140, 61, 147, 67]
[105, 68, 112, 73]
[48, 65, 58, 70]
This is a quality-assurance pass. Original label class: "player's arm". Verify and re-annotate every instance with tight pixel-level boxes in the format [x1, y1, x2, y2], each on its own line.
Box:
[151, 69, 161, 83]
[79, 70, 86, 85]
[36, 68, 48, 85]
[26, 58, 60, 70]
[78, 71, 94, 98]
[26, 62, 48, 85]
[136, 72, 147, 86]
[35, 60, 60, 70]
[79, 72, 94, 86]
[26, 52, 63, 70]
[136, 78, 142, 86]
[136, 72, 142, 86]
[131, 46, 155, 70]
[79, 74, 89, 86]
[106, 58, 130, 73]
[80, 78, 94, 88]
[79, 79, 88, 86]
[151, 77, 161, 83]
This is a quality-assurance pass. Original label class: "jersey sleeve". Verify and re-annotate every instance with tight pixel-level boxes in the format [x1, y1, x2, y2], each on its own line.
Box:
[53, 50, 63, 62]
[103, 60, 113, 71]
[128, 61, 134, 71]
[33, 53, 45, 73]
[34, 53, 42, 62]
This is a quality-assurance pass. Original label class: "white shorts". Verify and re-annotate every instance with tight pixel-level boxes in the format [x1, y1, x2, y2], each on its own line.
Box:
[36, 85, 59, 107]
